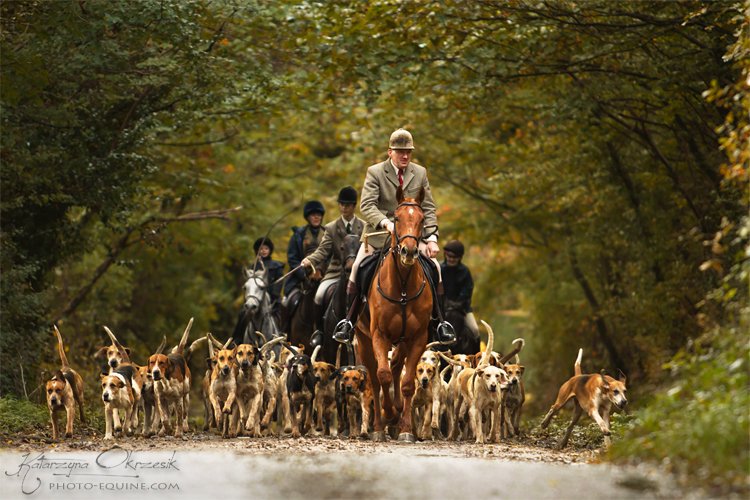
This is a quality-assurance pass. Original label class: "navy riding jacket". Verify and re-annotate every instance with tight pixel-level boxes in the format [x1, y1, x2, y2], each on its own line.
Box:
[440, 260, 474, 313]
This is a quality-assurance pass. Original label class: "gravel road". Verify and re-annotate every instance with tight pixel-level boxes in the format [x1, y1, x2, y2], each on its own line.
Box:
[0, 434, 692, 500]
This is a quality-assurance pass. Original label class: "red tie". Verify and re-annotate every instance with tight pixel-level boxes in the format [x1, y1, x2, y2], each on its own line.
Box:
[398, 168, 404, 186]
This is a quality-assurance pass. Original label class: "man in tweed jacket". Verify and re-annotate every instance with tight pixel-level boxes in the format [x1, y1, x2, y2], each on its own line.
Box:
[332, 128, 456, 344]
[301, 186, 365, 347]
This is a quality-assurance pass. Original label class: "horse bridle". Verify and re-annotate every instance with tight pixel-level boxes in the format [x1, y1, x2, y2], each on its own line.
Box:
[244, 273, 268, 309]
[376, 201, 428, 345]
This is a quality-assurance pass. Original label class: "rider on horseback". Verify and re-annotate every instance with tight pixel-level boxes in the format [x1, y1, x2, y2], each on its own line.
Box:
[301, 187, 365, 348]
[332, 128, 456, 345]
[279, 200, 326, 331]
[441, 239, 480, 342]
[231, 236, 285, 344]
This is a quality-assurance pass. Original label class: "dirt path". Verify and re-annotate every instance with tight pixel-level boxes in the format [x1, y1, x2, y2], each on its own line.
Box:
[1, 434, 690, 499]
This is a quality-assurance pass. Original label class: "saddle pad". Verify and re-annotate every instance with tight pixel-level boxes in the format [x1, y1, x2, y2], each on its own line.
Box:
[356, 251, 439, 298]
[355, 253, 380, 296]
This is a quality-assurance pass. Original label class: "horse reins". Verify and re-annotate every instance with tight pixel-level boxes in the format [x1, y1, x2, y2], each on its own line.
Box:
[376, 201, 427, 345]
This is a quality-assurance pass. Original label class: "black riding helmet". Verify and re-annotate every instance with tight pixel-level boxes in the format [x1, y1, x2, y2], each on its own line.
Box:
[337, 186, 357, 205]
[253, 237, 274, 254]
[303, 200, 325, 219]
[443, 240, 465, 258]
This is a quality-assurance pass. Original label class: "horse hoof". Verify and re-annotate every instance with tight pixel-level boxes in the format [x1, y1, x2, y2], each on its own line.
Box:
[370, 431, 387, 442]
[387, 424, 400, 440]
[398, 433, 415, 443]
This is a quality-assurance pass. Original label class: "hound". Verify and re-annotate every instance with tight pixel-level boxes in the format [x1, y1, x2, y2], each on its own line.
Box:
[311, 345, 336, 436]
[147, 318, 194, 438]
[94, 327, 135, 430]
[411, 362, 438, 440]
[283, 348, 316, 437]
[46, 326, 86, 440]
[99, 326, 143, 439]
[501, 354, 526, 438]
[457, 321, 510, 444]
[208, 337, 238, 438]
[228, 336, 264, 437]
[540, 348, 628, 449]
[258, 335, 286, 434]
[335, 365, 372, 439]
[439, 351, 473, 440]
[419, 341, 450, 437]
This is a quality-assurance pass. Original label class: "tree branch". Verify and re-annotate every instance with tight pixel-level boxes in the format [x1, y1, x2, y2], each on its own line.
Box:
[51, 206, 243, 323]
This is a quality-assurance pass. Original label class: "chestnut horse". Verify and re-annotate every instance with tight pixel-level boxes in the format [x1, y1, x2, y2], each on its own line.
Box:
[355, 186, 432, 442]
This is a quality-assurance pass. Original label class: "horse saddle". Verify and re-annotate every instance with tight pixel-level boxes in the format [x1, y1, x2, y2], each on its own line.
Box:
[355, 250, 440, 299]
[355, 253, 380, 297]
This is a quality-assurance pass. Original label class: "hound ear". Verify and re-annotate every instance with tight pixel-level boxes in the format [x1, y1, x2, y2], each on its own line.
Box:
[396, 185, 404, 204]
[416, 186, 425, 205]
[600, 373, 610, 390]
[124, 347, 131, 356]
[94, 347, 108, 359]
[519, 366, 525, 375]
[617, 369, 627, 383]
[55, 370, 65, 382]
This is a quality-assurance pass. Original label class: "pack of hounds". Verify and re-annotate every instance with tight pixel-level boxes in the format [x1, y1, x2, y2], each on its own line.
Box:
[46, 319, 628, 448]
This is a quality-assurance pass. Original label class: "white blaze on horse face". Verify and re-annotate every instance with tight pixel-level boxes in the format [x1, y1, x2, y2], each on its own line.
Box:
[243, 271, 265, 311]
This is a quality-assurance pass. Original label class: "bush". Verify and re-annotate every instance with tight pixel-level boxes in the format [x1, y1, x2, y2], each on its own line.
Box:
[610, 316, 749, 495]
[0, 397, 49, 436]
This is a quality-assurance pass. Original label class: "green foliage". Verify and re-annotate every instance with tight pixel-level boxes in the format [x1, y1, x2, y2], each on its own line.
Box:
[0, 397, 48, 435]
[610, 320, 749, 493]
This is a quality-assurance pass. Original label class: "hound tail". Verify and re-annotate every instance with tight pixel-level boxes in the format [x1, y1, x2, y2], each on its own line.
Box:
[478, 320, 495, 368]
[52, 325, 70, 369]
[259, 335, 286, 355]
[174, 317, 194, 355]
[311, 345, 322, 364]
[574, 348, 583, 376]
[499, 338, 525, 365]
[103, 326, 132, 364]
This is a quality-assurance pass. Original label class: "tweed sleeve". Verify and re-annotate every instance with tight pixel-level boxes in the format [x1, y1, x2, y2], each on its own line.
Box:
[360, 164, 388, 228]
[306, 222, 334, 268]
[420, 171, 439, 241]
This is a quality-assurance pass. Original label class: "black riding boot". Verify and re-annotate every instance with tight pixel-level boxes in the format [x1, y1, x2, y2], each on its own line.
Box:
[310, 304, 325, 348]
[435, 282, 456, 344]
[333, 281, 359, 343]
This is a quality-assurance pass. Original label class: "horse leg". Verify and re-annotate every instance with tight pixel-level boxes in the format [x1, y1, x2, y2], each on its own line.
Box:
[397, 340, 424, 442]
[372, 332, 397, 425]
[356, 329, 385, 441]
[390, 345, 405, 414]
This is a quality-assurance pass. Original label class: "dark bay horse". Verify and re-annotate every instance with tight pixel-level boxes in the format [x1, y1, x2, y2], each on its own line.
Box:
[286, 271, 321, 354]
[320, 233, 360, 365]
[444, 300, 481, 355]
[355, 186, 432, 442]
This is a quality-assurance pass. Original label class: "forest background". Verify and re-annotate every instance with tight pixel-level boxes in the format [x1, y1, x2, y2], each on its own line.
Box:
[1, 0, 747, 493]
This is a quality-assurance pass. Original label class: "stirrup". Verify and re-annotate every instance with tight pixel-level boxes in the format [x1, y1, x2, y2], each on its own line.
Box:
[333, 319, 353, 344]
[436, 321, 456, 345]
